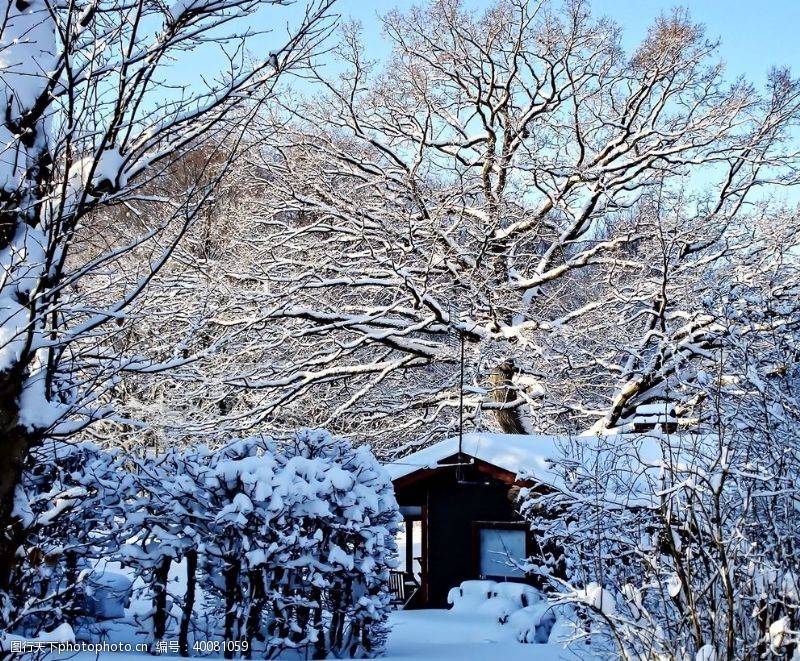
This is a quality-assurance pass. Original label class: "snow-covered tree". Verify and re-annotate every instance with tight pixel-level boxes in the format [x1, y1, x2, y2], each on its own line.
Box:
[0, 0, 335, 620]
[102, 0, 800, 452]
[520, 239, 800, 659]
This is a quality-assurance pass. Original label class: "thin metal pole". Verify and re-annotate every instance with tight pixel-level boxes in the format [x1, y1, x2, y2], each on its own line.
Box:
[458, 331, 465, 457]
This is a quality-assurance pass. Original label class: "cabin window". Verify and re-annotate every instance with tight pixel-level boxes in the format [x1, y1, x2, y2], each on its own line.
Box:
[477, 525, 526, 578]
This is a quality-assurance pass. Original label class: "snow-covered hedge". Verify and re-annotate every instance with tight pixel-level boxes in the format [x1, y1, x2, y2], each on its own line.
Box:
[196, 431, 400, 658]
[5, 442, 132, 636]
[7, 430, 399, 658]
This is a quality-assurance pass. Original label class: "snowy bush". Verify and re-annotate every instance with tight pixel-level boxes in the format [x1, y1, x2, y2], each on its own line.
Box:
[493, 582, 541, 609]
[523, 428, 800, 658]
[6, 430, 398, 658]
[474, 583, 542, 625]
[509, 604, 557, 644]
[477, 596, 517, 624]
[446, 579, 561, 644]
[197, 430, 400, 658]
[447, 580, 498, 613]
[103, 430, 399, 658]
[521, 280, 800, 660]
[117, 445, 213, 652]
[4, 442, 132, 637]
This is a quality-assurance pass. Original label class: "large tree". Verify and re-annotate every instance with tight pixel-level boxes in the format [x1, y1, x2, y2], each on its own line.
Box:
[123, 0, 800, 450]
[0, 0, 335, 615]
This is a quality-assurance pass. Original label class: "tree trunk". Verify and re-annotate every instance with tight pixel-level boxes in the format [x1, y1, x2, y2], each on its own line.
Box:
[244, 567, 265, 657]
[311, 585, 325, 659]
[179, 548, 197, 656]
[152, 556, 172, 647]
[0, 421, 35, 615]
[223, 557, 240, 659]
[0, 6, 53, 604]
[489, 360, 527, 434]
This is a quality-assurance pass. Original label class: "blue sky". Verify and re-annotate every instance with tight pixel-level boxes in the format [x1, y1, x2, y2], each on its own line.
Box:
[309, 0, 799, 86]
[170, 1, 799, 92]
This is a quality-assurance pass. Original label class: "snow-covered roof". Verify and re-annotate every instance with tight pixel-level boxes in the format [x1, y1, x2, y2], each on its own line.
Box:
[634, 402, 676, 416]
[384, 433, 567, 484]
[386, 431, 714, 510]
[384, 430, 701, 499]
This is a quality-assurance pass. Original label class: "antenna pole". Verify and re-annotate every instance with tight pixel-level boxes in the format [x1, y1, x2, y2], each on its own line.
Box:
[459, 330, 465, 457]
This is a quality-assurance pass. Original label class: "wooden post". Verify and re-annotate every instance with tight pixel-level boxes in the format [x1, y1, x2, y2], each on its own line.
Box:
[403, 518, 412, 576]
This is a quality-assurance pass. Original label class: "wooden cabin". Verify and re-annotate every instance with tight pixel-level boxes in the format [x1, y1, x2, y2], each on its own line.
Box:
[384, 433, 563, 609]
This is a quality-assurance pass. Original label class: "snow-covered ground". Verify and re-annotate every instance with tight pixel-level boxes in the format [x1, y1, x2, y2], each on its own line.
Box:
[43, 608, 587, 660]
[384, 608, 583, 660]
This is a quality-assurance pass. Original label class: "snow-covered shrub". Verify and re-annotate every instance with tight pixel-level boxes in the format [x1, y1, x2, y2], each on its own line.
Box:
[8, 430, 397, 659]
[447, 580, 498, 612]
[118, 445, 212, 652]
[476, 583, 541, 624]
[108, 430, 398, 658]
[448, 580, 541, 618]
[198, 430, 400, 658]
[477, 596, 517, 624]
[446, 579, 556, 643]
[509, 604, 557, 644]
[521, 279, 800, 659]
[6, 443, 132, 637]
[523, 428, 800, 658]
[492, 582, 541, 609]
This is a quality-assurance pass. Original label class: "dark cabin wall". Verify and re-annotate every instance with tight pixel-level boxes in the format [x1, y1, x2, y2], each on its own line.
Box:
[394, 463, 523, 608]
